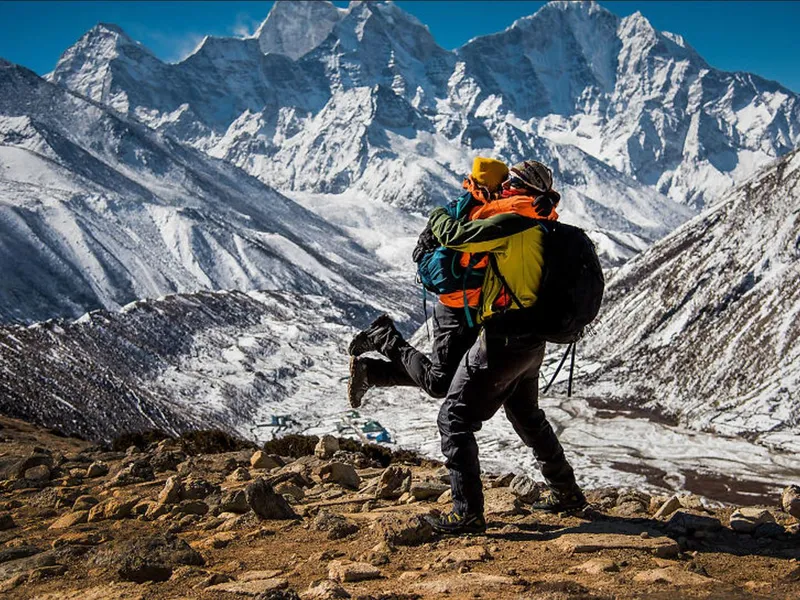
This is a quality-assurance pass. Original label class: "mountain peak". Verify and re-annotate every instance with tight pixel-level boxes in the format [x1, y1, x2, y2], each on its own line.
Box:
[255, 0, 344, 59]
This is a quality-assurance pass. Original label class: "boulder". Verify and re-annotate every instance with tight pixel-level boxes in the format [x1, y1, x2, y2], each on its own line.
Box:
[633, 567, 715, 586]
[250, 451, 280, 470]
[730, 507, 776, 533]
[314, 435, 340, 459]
[377, 515, 434, 546]
[313, 510, 359, 540]
[219, 490, 250, 514]
[24, 465, 51, 482]
[182, 478, 219, 500]
[158, 476, 184, 505]
[302, 579, 351, 599]
[781, 485, 800, 519]
[328, 560, 381, 583]
[207, 577, 288, 596]
[88, 498, 136, 522]
[319, 463, 360, 490]
[551, 533, 680, 558]
[115, 533, 204, 583]
[275, 482, 305, 502]
[375, 466, 411, 499]
[666, 510, 722, 537]
[49, 511, 89, 529]
[245, 477, 297, 520]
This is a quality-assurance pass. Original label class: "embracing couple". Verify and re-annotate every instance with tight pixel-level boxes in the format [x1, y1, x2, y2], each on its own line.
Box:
[347, 157, 593, 535]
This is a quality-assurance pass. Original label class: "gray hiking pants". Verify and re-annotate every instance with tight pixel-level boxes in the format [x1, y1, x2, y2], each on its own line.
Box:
[437, 329, 577, 516]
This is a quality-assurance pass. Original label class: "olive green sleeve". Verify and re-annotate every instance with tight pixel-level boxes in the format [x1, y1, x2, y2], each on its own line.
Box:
[429, 207, 530, 253]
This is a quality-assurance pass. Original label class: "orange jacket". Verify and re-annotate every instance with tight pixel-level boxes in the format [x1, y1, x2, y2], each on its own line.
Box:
[438, 191, 558, 309]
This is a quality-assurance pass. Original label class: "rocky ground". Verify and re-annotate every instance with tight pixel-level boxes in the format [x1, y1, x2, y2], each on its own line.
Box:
[0, 416, 798, 600]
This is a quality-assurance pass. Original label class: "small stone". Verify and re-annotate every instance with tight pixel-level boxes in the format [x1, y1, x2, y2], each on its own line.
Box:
[196, 532, 238, 550]
[72, 495, 99, 512]
[275, 482, 305, 502]
[51, 532, 105, 549]
[578, 558, 620, 575]
[250, 450, 280, 470]
[228, 467, 251, 482]
[158, 476, 184, 505]
[49, 510, 89, 529]
[509, 474, 541, 503]
[490, 473, 515, 488]
[730, 507, 776, 534]
[678, 494, 705, 511]
[109, 460, 154, 487]
[315, 435, 340, 459]
[86, 462, 109, 478]
[781, 485, 800, 519]
[410, 481, 450, 501]
[245, 477, 297, 520]
[328, 560, 381, 583]
[375, 466, 412, 500]
[24, 465, 51, 482]
[319, 462, 360, 490]
[174, 500, 208, 516]
[0, 514, 15, 531]
[197, 573, 233, 588]
[654, 496, 682, 520]
[437, 489, 452, 504]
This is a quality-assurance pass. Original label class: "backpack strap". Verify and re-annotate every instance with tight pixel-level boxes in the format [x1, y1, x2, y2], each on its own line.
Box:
[488, 254, 524, 310]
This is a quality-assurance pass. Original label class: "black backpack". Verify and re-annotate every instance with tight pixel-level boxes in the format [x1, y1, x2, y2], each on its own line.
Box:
[488, 220, 604, 344]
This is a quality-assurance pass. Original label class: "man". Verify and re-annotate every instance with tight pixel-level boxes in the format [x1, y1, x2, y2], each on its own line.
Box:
[347, 158, 509, 407]
[420, 160, 587, 535]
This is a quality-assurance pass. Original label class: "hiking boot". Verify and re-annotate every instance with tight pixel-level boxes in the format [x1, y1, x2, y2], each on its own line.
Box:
[347, 357, 371, 408]
[422, 510, 486, 536]
[348, 314, 402, 357]
[530, 486, 588, 514]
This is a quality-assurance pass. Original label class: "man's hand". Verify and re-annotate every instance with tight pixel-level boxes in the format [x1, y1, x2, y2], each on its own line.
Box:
[532, 190, 561, 217]
[412, 224, 438, 263]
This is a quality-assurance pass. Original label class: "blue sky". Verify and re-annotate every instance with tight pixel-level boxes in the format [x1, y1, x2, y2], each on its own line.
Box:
[1, 1, 799, 92]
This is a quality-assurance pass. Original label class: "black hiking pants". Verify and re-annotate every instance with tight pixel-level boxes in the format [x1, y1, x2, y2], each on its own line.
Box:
[364, 302, 479, 398]
[437, 329, 577, 516]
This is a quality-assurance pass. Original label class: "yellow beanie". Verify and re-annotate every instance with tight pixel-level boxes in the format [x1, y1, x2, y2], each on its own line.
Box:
[470, 157, 509, 191]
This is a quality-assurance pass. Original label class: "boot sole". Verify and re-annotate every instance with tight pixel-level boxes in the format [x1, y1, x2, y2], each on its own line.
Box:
[347, 357, 362, 408]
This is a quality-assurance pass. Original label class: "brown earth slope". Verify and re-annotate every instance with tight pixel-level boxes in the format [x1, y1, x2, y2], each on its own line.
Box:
[0, 416, 798, 600]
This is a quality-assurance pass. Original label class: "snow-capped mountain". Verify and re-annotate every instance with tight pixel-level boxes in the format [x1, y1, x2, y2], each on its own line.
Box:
[581, 147, 800, 452]
[48, 1, 799, 232]
[0, 58, 418, 323]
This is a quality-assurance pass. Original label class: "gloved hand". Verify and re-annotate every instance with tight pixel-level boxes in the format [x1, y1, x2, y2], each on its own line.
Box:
[533, 190, 561, 217]
[412, 224, 438, 263]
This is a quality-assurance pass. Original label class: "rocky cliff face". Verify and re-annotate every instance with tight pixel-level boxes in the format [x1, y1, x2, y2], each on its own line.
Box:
[582, 147, 800, 451]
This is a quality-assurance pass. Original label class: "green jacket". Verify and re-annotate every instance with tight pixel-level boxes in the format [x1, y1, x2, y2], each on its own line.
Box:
[428, 207, 546, 324]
